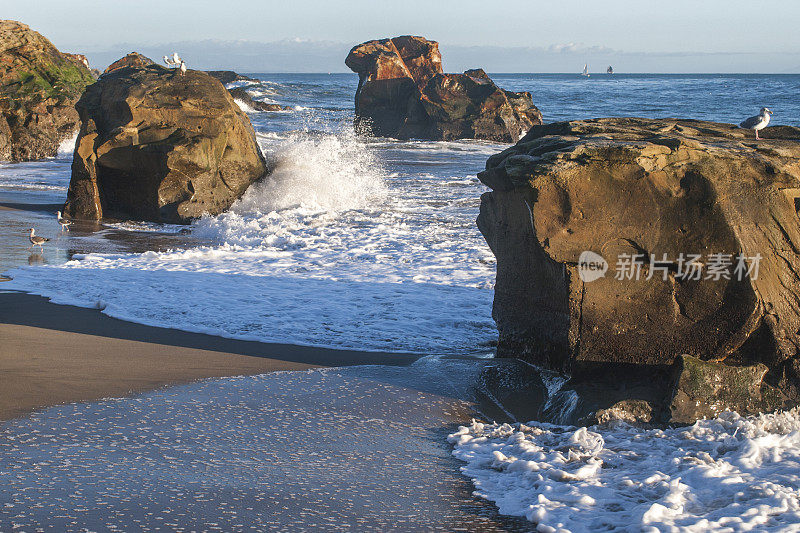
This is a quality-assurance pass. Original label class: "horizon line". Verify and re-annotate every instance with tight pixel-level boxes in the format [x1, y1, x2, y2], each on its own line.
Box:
[219, 71, 800, 75]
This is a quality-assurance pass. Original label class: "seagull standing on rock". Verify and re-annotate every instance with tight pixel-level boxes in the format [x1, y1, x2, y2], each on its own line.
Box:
[172, 52, 182, 65]
[163, 55, 176, 67]
[180, 61, 187, 76]
[56, 211, 72, 231]
[740, 107, 773, 140]
[28, 228, 49, 252]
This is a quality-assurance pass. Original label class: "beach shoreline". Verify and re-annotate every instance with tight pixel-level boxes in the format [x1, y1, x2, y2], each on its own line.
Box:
[0, 291, 421, 422]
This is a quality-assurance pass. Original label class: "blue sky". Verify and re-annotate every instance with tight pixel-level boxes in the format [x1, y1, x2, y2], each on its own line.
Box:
[4, 0, 799, 72]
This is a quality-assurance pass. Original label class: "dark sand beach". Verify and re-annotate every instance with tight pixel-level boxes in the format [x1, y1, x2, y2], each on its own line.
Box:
[0, 291, 419, 421]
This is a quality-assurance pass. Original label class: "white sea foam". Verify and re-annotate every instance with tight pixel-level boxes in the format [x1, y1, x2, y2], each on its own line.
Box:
[56, 133, 77, 156]
[449, 410, 800, 532]
[5, 127, 497, 353]
[233, 98, 257, 113]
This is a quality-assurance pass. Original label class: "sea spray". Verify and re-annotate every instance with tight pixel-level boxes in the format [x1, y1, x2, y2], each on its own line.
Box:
[56, 133, 78, 157]
[193, 128, 388, 247]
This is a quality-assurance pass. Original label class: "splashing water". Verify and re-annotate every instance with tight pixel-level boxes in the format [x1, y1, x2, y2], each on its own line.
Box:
[195, 129, 388, 247]
[56, 133, 77, 157]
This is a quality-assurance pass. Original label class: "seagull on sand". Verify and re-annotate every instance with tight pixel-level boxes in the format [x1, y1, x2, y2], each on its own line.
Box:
[163, 55, 176, 67]
[28, 228, 49, 252]
[56, 211, 72, 231]
[739, 107, 773, 140]
[180, 61, 187, 76]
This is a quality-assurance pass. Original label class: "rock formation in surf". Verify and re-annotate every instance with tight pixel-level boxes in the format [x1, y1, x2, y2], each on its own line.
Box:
[205, 70, 256, 85]
[63, 61, 267, 224]
[228, 87, 291, 112]
[345, 36, 542, 142]
[0, 20, 95, 161]
[477, 117, 800, 423]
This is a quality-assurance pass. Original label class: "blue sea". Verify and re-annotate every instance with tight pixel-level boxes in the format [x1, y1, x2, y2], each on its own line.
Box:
[1, 73, 800, 531]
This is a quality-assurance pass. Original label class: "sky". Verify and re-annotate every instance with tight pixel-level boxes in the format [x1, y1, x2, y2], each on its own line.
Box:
[3, 0, 798, 73]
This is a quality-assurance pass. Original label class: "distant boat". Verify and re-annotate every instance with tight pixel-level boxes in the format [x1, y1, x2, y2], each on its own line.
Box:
[607, 65, 614, 74]
[581, 63, 590, 77]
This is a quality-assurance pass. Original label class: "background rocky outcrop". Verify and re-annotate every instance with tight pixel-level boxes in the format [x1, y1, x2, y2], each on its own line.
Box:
[205, 70, 256, 85]
[477, 117, 800, 423]
[63, 63, 267, 224]
[0, 20, 95, 161]
[228, 87, 290, 112]
[345, 36, 542, 142]
[103, 52, 155, 74]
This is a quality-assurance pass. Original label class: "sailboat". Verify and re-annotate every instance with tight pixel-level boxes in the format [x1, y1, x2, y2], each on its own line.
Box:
[581, 63, 590, 77]
[607, 65, 614, 74]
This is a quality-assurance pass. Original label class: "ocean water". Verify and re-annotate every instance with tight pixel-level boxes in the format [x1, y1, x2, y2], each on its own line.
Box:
[2, 73, 800, 531]
[3, 73, 800, 353]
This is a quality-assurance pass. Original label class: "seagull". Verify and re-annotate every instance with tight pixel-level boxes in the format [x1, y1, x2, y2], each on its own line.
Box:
[172, 52, 183, 65]
[180, 61, 187, 76]
[56, 211, 72, 231]
[28, 228, 49, 252]
[163, 55, 176, 67]
[739, 107, 773, 140]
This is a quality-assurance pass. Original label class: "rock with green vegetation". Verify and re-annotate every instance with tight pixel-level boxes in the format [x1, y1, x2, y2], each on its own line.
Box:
[0, 20, 95, 161]
[63, 63, 268, 224]
[668, 354, 788, 424]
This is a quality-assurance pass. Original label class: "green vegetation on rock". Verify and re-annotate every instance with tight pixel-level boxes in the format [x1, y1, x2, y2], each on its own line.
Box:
[0, 19, 95, 161]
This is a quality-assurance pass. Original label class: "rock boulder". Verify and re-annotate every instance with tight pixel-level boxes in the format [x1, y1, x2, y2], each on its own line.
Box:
[346, 36, 541, 142]
[0, 20, 95, 161]
[103, 52, 154, 74]
[63, 63, 267, 224]
[477, 118, 800, 422]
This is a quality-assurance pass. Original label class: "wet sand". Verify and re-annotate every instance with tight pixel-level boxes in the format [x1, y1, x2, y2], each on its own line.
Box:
[0, 291, 420, 421]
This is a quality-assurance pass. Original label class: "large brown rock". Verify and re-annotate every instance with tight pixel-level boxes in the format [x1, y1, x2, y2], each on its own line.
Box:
[477, 118, 800, 421]
[63, 63, 267, 224]
[346, 36, 541, 142]
[0, 20, 95, 161]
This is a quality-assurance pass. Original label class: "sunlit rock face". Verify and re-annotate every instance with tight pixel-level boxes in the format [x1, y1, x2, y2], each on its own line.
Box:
[477, 117, 800, 422]
[346, 36, 542, 142]
[64, 63, 267, 224]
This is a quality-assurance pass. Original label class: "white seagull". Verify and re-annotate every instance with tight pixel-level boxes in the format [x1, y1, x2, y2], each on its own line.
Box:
[56, 211, 72, 231]
[163, 55, 176, 67]
[739, 107, 773, 140]
[172, 52, 183, 65]
[28, 228, 49, 252]
[180, 61, 187, 76]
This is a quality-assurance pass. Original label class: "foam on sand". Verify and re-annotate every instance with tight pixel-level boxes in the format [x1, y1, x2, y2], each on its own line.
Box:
[448, 410, 800, 532]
